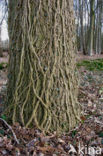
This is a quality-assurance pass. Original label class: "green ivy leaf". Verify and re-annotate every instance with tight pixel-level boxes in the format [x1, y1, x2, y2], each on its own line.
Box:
[72, 130, 77, 138]
[0, 129, 4, 135]
[98, 132, 103, 137]
[1, 115, 7, 120]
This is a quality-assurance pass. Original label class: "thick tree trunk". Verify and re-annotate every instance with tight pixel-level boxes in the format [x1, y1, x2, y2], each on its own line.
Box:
[6, 0, 81, 133]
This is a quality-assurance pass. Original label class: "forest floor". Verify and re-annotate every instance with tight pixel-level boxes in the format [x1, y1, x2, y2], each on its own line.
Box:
[0, 52, 103, 155]
[77, 51, 103, 62]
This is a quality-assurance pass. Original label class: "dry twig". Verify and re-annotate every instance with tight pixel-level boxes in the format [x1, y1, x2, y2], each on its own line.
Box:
[0, 118, 19, 144]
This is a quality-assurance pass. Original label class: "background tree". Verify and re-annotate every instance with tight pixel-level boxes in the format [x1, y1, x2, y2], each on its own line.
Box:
[95, 0, 103, 54]
[0, 26, 2, 57]
[6, 0, 81, 133]
[88, 0, 95, 56]
[79, 0, 86, 54]
[0, 0, 8, 56]
[74, 0, 103, 55]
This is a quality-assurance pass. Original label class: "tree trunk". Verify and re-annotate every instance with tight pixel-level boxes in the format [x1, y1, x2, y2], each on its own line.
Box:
[0, 26, 3, 57]
[88, 0, 95, 56]
[6, 0, 81, 133]
[96, 0, 102, 54]
[79, 0, 86, 55]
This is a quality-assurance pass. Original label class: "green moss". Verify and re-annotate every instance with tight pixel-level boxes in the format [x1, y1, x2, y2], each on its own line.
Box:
[77, 59, 103, 71]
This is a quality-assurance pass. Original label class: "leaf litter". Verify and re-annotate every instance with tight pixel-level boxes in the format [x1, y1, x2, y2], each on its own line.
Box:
[0, 64, 103, 155]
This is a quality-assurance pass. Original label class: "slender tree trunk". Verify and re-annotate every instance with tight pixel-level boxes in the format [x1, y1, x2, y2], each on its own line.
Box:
[0, 26, 3, 57]
[84, 0, 88, 55]
[95, 21, 98, 54]
[98, 2, 102, 54]
[6, 0, 81, 133]
[79, 0, 86, 54]
[88, 0, 95, 56]
[80, 0, 86, 55]
[96, 0, 102, 54]
[85, 0, 90, 53]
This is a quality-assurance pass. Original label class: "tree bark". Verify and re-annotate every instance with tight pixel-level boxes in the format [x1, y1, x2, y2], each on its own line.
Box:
[88, 0, 95, 56]
[0, 26, 3, 57]
[96, 0, 102, 54]
[79, 0, 86, 55]
[6, 0, 81, 133]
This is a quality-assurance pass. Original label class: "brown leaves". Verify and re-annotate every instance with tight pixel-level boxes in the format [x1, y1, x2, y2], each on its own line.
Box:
[0, 114, 103, 155]
[0, 58, 103, 155]
[37, 146, 56, 153]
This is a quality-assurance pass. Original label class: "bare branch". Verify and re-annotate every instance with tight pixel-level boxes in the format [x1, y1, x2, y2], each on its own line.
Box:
[0, 118, 19, 144]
